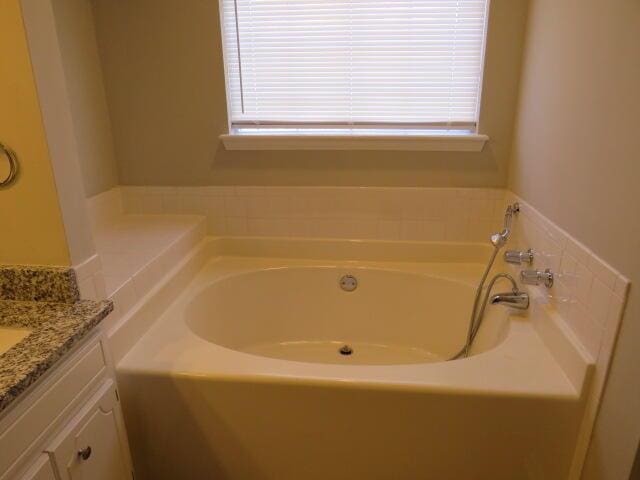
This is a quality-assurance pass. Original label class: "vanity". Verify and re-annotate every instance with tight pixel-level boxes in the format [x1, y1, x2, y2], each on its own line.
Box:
[0, 269, 132, 480]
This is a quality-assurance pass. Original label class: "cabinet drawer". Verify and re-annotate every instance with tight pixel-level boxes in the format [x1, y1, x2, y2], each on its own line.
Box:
[46, 380, 130, 480]
[0, 337, 107, 476]
[19, 455, 56, 480]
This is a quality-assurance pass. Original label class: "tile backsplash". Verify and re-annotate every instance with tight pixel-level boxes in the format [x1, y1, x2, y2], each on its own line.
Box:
[504, 192, 628, 363]
[120, 186, 506, 243]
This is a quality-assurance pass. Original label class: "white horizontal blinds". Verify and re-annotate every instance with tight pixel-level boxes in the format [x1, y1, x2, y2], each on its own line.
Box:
[222, 0, 488, 126]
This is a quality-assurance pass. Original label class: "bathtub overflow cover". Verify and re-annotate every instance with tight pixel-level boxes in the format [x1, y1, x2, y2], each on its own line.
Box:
[339, 275, 358, 292]
[339, 345, 353, 356]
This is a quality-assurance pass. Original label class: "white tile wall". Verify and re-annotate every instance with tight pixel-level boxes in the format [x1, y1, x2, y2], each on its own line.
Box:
[504, 192, 629, 362]
[96, 216, 206, 333]
[74, 253, 106, 300]
[120, 186, 506, 243]
[79, 189, 207, 333]
[85, 187, 123, 231]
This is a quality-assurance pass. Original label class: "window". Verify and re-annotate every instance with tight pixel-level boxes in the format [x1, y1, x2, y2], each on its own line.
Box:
[219, 0, 490, 150]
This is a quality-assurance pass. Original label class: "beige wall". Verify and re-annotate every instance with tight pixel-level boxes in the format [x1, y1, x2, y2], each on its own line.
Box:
[92, 0, 528, 188]
[50, 0, 118, 198]
[509, 1, 640, 478]
[0, 0, 71, 266]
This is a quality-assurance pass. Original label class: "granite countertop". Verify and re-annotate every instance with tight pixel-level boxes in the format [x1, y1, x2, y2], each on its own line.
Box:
[0, 299, 113, 412]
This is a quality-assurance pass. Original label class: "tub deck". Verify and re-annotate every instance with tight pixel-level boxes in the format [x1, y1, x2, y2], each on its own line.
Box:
[119, 256, 582, 398]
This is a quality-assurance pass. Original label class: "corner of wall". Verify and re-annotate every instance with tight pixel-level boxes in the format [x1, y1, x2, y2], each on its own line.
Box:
[20, 0, 98, 267]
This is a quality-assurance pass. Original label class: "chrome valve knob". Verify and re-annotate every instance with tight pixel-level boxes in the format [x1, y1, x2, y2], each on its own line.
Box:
[520, 269, 554, 288]
[504, 249, 534, 265]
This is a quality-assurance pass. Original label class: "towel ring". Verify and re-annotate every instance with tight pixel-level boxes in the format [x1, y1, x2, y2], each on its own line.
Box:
[0, 142, 19, 188]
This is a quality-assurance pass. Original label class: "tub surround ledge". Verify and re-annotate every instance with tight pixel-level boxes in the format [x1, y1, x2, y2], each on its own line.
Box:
[0, 298, 112, 412]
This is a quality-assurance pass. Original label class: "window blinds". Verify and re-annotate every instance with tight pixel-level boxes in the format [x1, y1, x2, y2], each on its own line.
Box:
[221, 0, 489, 128]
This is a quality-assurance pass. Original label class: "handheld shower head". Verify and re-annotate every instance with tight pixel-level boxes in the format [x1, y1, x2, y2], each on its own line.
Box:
[490, 230, 509, 248]
[489, 203, 519, 248]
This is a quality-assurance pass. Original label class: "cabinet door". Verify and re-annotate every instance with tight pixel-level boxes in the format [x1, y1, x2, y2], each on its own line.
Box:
[20, 455, 56, 480]
[46, 380, 131, 480]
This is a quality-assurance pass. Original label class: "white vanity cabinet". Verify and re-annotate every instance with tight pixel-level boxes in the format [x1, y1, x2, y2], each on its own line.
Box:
[18, 456, 56, 480]
[0, 331, 133, 480]
[45, 380, 129, 480]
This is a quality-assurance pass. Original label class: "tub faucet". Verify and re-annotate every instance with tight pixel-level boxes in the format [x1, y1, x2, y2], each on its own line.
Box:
[490, 291, 529, 309]
[452, 273, 529, 360]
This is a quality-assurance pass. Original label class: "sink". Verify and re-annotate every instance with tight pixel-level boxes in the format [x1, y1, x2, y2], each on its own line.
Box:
[0, 327, 31, 356]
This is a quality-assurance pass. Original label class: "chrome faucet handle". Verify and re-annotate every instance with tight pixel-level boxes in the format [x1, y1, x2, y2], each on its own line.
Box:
[504, 249, 534, 265]
[520, 268, 554, 288]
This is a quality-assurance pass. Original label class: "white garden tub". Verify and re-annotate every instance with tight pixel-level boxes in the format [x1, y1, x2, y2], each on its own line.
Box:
[186, 264, 509, 365]
[115, 238, 589, 480]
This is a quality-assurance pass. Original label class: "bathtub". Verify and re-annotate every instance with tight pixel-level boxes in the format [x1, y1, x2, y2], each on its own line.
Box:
[115, 238, 589, 480]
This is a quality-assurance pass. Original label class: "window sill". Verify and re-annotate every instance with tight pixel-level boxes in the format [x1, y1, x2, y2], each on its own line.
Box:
[219, 131, 488, 152]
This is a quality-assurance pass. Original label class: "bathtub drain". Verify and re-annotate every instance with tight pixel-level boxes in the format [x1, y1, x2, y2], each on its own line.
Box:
[339, 345, 353, 356]
[339, 275, 358, 292]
